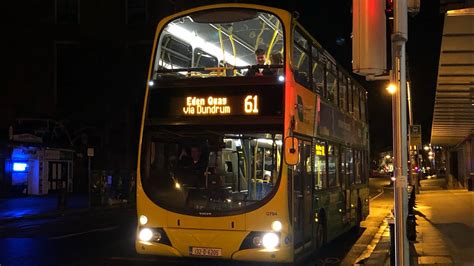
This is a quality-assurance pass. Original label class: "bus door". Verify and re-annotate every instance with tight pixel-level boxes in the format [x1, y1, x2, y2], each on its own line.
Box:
[293, 140, 313, 251]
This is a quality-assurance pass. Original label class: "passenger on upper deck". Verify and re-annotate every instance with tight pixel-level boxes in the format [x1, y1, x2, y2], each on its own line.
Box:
[271, 52, 283, 75]
[246, 46, 274, 76]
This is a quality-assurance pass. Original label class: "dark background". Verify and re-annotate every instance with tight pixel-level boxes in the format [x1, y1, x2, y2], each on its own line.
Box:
[1, 0, 444, 174]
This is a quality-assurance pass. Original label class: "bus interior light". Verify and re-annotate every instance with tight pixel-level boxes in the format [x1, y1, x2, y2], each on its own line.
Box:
[166, 24, 250, 66]
[278, 75, 285, 82]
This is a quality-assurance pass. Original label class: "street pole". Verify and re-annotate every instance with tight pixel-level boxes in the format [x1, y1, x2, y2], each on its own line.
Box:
[88, 156, 91, 208]
[407, 82, 419, 194]
[87, 147, 94, 208]
[392, 0, 410, 265]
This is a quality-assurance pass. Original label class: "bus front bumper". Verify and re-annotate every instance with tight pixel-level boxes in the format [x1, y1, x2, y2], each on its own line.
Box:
[135, 231, 293, 263]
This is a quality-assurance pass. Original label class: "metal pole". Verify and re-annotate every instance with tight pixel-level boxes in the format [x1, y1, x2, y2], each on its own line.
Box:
[88, 156, 91, 208]
[407, 82, 419, 194]
[392, 0, 409, 264]
[407, 81, 413, 126]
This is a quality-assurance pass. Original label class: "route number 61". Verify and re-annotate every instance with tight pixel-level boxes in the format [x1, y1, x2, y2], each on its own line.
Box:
[244, 95, 259, 114]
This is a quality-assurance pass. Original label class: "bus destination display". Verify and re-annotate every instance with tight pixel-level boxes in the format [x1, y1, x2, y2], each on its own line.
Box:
[183, 95, 258, 115]
[148, 86, 283, 119]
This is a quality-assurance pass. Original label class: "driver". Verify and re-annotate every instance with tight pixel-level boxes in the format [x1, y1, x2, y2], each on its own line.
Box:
[179, 146, 207, 188]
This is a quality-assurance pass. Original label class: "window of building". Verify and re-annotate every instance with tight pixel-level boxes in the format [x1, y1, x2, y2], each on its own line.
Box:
[55, 42, 80, 110]
[125, 41, 152, 93]
[126, 0, 148, 24]
[353, 86, 360, 120]
[55, 0, 80, 24]
[360, 90, 367, 122]
[314, 140, 327, 189]
[347, 78, 353, 114]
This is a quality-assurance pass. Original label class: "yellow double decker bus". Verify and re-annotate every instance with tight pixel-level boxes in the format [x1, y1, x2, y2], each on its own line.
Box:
[136, 3, 370, 263]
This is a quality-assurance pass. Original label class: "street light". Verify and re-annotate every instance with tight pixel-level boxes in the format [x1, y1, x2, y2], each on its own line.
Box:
[386, 83, 397, 94]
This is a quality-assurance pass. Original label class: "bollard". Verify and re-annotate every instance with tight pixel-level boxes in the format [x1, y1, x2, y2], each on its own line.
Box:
[57, 187, 67, 210]
[468, 173, 473, 191]
[406, 214, 417, 241]
[408, 187, 416, 214]
[387, 217, 395, 266]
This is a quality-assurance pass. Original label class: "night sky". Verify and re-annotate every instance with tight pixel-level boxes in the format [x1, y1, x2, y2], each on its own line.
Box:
[288, 0, 444, 154]
[3, 0, 444, 157]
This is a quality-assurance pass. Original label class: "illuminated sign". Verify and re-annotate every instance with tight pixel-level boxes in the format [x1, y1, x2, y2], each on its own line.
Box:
[244, 95, 259, 114]
[183, 96, 231, 115]
[315, 144, 325, 156]
[13, 162, 28, 172]
[182, 95, 259, 116]
[147, 84, 283, 119]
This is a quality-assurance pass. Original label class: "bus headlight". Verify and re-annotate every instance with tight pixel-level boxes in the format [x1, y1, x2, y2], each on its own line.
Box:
[139, 228, 153, 242]
[271, 220, 282, 232]
[139, 215, 148, 225]
[262, 232, 279, 249]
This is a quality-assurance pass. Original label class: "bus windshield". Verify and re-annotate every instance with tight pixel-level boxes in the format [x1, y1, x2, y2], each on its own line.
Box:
[140, 130, 282, 215]
[152, 8, 284, 79]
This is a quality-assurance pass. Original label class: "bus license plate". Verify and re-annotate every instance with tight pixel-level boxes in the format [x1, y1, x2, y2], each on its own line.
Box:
[190, 247, 222, 257]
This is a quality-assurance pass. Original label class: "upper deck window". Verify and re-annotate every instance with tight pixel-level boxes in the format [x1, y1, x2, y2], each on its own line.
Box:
[292, 29, 311, 88]
[153, 9, 284, 79]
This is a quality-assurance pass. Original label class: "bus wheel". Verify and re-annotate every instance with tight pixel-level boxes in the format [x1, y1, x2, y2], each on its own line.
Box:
[315, 212, 327, 249]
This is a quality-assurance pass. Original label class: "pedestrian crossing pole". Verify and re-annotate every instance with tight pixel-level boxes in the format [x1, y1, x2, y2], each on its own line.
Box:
[392, 0, 410, 265]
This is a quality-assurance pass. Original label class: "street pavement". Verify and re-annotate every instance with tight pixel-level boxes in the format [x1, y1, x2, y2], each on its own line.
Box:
[412, 178, 474, 265]
[0, 178, 392, 266]
[341, 177, 394, 265]
[355, 177, 474, 266]
[0, 194, 88, 222]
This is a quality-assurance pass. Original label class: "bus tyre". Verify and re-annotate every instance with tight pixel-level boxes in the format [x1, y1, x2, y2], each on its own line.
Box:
[315, 212, 327, 249]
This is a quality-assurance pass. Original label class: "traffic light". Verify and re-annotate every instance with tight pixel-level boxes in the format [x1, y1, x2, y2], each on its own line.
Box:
[386, 0, 394, 19]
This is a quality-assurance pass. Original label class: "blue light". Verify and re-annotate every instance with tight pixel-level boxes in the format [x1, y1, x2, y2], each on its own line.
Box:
[13, 162, 28, 172]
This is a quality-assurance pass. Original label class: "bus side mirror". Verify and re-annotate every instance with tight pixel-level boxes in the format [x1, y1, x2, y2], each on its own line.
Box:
[284, 137, 299, 166]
